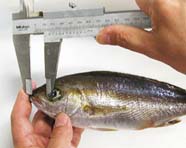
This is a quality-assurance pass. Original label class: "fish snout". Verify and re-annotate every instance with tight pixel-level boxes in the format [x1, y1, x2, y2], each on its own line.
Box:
[30, 95, 42, 105]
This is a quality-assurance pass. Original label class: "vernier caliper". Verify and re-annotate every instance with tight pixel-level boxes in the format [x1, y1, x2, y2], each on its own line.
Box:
[12, 0, 151, 95]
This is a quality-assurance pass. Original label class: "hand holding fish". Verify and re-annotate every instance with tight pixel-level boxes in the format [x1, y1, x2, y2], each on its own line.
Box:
[97, 0, 186, 73]
[11, 90, 84, 148]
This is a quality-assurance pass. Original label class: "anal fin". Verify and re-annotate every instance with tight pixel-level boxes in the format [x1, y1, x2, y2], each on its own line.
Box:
[156, 119, 181, 128]
[90, 128, 117, 131]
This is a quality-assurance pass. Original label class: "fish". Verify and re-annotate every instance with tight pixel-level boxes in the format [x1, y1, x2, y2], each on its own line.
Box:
[31, 71, 186, 130]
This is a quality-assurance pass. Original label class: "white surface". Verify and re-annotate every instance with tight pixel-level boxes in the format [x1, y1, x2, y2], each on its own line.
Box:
[1, 0, 186, 148]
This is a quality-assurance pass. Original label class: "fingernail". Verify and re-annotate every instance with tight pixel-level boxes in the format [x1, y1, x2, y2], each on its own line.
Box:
[32, 81, 37, 90]
[97, 33, 111, 44]
[55, 113, 68, 127]
[104, 34, 111, 44]
[101, 33, 111, 44]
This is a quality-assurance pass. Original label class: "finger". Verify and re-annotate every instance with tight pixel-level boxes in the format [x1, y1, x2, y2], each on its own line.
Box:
[32, 111, 54, 138]
[11, 89, 33, 146]
[32, 81, 37, 90]
[48, 113, 73, 148]
[96, 25, 160, 59]
[71, 127, 84, 148]
[135, 0, 152, 15]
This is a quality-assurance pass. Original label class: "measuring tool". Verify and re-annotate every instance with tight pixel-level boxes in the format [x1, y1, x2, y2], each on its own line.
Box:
[12, 0, 151, 95]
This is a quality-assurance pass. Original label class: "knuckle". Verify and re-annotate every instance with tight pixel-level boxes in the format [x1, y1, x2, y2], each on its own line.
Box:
[51, 128, 63, 138]
[153, 0, 169, 7]
[51, 126, 72, 138]
[116, 31, 130, 48]
[153, 0, 179, 14]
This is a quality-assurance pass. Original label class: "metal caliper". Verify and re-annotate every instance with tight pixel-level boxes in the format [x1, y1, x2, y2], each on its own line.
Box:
[12, 0, 151, 95]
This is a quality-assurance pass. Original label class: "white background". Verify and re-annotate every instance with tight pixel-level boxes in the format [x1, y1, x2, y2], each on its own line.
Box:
[1, 0, 186, 148]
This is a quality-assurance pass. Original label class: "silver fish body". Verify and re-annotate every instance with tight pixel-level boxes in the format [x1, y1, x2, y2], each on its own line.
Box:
[31, 71, 186, 130]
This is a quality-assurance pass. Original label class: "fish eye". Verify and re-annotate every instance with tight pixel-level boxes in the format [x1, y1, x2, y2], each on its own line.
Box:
[50, 90, 57, 97]
[47, 88, 62, 102]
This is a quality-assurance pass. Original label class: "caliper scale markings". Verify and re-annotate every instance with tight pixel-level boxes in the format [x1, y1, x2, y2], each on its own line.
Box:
[13, 9, 151, 42]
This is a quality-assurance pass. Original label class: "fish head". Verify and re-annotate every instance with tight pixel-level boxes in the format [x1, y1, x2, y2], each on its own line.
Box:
[31, 84, 70, 118]
[31, 82, 83, 118]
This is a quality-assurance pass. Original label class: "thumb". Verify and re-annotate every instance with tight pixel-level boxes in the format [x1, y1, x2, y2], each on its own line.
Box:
[96, 25, 159, 59]
[48, 113, 73, 148]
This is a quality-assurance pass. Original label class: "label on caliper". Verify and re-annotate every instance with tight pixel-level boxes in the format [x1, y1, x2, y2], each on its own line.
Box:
[13, 18, 42, 34]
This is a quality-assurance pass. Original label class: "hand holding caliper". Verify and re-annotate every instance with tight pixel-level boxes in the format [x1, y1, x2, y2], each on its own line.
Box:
[12, 0, 151, 95]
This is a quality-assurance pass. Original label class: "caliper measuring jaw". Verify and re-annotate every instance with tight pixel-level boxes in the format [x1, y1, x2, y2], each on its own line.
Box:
[12, 0, 61, 95]
[13, 0, 34, 95]
[12, 0, 151, 95]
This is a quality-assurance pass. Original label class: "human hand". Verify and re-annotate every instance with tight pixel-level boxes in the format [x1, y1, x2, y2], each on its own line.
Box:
[11, 90, 84, 148]
[96, 0, 186, 73]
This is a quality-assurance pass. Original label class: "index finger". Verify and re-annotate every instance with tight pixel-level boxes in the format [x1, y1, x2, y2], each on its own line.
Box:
[136, 0, 152, 15]
[11, 90, 33, 146]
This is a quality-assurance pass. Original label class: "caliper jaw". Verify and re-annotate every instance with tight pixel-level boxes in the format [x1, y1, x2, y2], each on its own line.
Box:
[13, 33, 62, 96]
[13, 0, 62, 95]
[45, 42, 61, 95]
[13, 34, 32, 95]
[12, 0, 34, 95]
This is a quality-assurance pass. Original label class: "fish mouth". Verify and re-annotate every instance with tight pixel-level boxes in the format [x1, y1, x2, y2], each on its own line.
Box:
[29, 95, 34, 103]
[30, 95, 48, 114]
[30, 95, 56, 118]
[30, 95, 42, 105]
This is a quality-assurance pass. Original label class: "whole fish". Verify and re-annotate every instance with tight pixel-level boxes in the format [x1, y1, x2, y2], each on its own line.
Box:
[31, 71, 186, 130]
